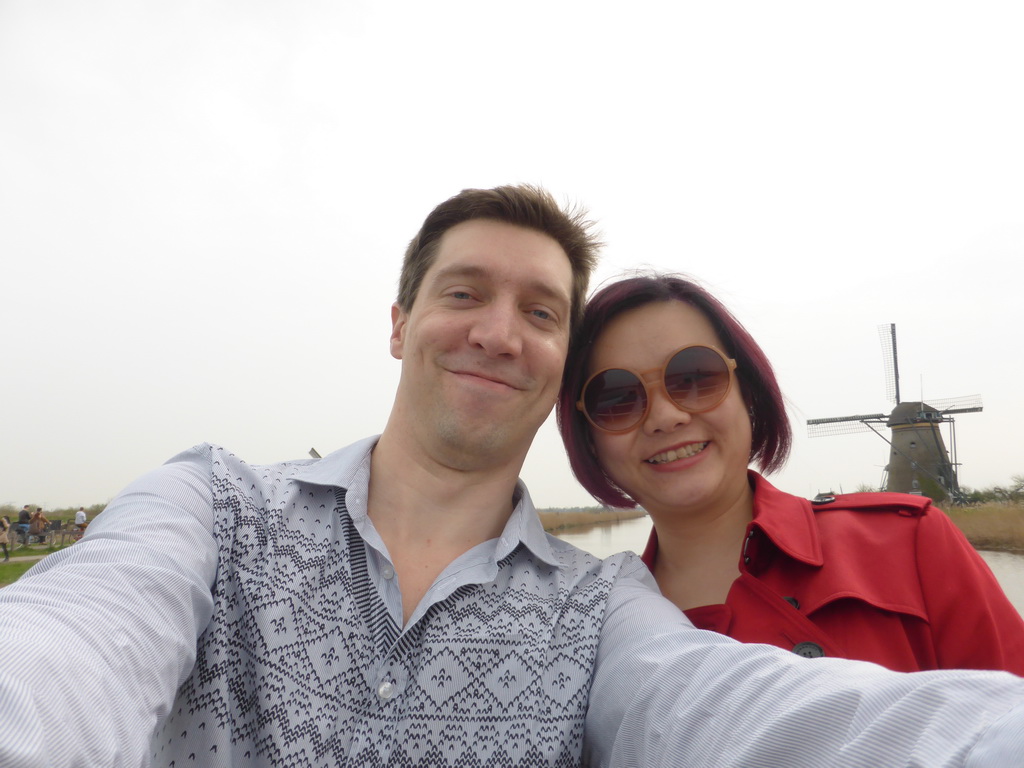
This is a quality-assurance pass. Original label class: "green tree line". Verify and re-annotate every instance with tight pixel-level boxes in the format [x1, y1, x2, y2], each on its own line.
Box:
[958, 475, 1024, 505]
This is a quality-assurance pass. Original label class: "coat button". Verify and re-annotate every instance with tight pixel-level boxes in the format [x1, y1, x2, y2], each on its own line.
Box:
[792, 642, 825, 658]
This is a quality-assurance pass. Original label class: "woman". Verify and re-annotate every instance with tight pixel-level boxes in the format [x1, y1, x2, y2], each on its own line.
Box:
[28, 508, 49, 545]
[558, 273, 1024, 674]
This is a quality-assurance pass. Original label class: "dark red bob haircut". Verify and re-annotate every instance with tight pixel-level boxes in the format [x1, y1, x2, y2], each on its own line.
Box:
[556, 273, 792, 509]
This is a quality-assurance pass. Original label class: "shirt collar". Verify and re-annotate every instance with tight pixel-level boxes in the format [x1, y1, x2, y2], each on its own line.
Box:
[500, 481, 560, 566]
[290, 435, 560, 568]
[748, 471, 824, 566]
[290, 434, 380, 490]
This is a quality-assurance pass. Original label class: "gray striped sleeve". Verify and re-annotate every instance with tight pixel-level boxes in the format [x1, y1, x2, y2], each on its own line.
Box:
[586, 565, 1024, 766]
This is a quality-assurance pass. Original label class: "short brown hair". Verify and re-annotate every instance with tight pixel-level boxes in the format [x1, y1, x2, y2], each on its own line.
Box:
[397, 185, 601, 331]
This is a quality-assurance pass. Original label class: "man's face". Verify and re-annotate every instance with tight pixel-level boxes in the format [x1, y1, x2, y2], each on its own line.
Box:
[390, 218, 573, 469]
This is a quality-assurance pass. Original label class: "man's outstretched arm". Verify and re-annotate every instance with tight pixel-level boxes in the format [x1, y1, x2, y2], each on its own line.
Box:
[586, 563, 1024, 766]
[0, 447, 218, 768]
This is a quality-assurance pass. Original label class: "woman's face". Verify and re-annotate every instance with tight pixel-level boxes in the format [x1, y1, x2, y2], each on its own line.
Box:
[586, 300, 752, 520]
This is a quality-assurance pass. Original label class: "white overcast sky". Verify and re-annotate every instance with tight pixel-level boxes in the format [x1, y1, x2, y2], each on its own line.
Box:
[2, 0, 1022, 511]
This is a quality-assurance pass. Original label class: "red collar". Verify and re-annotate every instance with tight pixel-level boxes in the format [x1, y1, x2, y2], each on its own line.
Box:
[746, 471, 823, 566]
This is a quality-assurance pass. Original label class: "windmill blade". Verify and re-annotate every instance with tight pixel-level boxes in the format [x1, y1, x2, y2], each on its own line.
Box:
[878, 323, 900, 404]
[808, 420, 872, 437]
[926, 394, 983, 413]
[807, 413, 889, 425]
[807, 413, 888, 438]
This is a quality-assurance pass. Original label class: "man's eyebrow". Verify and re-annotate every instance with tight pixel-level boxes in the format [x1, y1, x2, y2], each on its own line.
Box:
[430, 264, 571, 307]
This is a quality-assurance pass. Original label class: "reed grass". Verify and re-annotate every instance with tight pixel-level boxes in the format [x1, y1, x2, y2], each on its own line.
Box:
[946, 502, 1024, 552]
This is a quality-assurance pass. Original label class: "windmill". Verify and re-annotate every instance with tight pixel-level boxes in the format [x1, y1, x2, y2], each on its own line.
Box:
[806, 324, 983, 503]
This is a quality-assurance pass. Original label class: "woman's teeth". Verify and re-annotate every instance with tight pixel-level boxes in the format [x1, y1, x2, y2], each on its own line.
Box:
[646, 442, 709, 464]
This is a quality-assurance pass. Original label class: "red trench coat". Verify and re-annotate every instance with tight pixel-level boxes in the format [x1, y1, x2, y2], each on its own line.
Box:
[641, 472, 1024, 674]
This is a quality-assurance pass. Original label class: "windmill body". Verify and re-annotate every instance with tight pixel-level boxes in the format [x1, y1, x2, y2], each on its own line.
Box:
[886, 401, 956, 497]
[807, 325, 982, 502]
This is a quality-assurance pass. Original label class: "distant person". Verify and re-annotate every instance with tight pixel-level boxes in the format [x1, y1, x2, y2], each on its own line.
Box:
[16, 505, 31, 545]
[27, 508, 48, 545]
[2, 189, 1024, 766]
[0, 516, 10, 562]
[75, 507, 87, 529]
[558, 272, 1024, 673]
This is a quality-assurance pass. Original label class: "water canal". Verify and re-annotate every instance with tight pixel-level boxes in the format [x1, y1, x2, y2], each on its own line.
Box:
[555, 516, 1024, 617]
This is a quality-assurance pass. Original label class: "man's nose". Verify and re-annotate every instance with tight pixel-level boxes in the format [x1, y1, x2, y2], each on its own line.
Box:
[467, 301, 523, 357]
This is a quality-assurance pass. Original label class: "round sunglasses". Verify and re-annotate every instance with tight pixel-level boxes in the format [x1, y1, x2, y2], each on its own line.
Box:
[576, 344, 738, 434]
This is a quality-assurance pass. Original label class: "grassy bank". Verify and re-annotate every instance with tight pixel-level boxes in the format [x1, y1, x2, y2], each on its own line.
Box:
[0, 542, 67, 586]
[538, 507, 647, 533]
[0, 560, 38, 586]
[946, 502, 1024, 552]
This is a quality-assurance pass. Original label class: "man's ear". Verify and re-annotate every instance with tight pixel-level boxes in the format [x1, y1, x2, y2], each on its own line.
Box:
[390, 302, 407, 360]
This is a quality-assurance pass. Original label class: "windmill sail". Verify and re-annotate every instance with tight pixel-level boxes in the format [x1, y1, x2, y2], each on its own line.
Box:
[806, 413, 887, 438]
[879, 323, 900, 404]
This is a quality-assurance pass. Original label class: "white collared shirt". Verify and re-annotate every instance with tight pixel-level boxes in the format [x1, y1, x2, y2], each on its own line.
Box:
[1, 437, 1023, 766]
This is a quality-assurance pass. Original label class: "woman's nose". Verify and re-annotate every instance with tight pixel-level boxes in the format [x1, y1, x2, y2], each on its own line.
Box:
[641, 380, 692, 435]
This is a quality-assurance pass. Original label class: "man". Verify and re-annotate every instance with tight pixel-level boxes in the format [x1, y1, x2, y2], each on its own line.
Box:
[1, 185, 1023, 766]
[74, 506, 88, 529]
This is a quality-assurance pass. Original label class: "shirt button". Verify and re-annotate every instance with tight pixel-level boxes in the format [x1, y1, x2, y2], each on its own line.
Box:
[377, 680, 396, 700]
[381, 565, 395, 580]
[792, 642, 825, 658]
